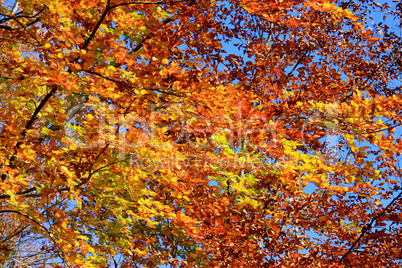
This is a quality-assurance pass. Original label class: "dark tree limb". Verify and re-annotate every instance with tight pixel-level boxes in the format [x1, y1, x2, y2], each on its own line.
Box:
[1, 85, 58, 182]
[82, 0, 112, 50]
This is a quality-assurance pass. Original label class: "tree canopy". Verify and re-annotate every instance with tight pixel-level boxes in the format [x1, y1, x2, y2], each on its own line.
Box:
[1, 0, 402, 266]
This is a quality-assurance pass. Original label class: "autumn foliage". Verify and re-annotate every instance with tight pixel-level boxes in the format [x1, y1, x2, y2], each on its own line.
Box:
[1, 0, 402, 266]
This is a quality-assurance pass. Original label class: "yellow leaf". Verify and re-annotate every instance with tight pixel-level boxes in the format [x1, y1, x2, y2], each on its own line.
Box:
[78, 235, 89, 240]
[23, 146, 36, 160]
[134, 248, 147, 255]
[61, 166, 73, 178]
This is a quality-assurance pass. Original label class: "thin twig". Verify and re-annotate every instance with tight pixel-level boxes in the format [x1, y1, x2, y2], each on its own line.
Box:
[341, 56, 391, 103]
[0, 209, 66, 264]
[84, 70, 182, 97]
[11, 17, 42, 45]
[283, 44, 311, 83]
[0, 6, 45, 24]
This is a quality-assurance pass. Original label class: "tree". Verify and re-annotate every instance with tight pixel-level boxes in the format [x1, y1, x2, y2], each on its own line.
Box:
[0, 0, 402, 266]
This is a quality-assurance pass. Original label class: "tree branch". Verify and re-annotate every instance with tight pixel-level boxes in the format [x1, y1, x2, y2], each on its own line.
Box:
[11, 0, 19, 15]
[1, 85, 58, 182]
[21, 85, 58, 137]
[85, 70, 121, 83]
[82, 0, 112, 50]
[131, 0, 196, 53]
[11, 17, 42, 45]
[0, 209, 66, 263]
[0, 210, 48, 234]
[84, 70, 182, 96]
[283, 44, 311, 83]
[339, 189, 402, 263]
[341, 52, 395, 103]
[0, 5, 45, 24]
[109, 0, 187, 9]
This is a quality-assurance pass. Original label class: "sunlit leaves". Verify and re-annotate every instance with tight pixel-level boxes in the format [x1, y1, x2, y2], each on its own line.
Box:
[0, 0, 402, 266]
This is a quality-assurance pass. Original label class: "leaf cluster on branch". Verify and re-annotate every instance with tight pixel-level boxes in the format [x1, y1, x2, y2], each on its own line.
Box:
[0, 0, 402, 266]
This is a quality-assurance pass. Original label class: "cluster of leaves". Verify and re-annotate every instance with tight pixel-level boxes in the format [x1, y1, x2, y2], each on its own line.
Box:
[0, 0, 402, 266]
